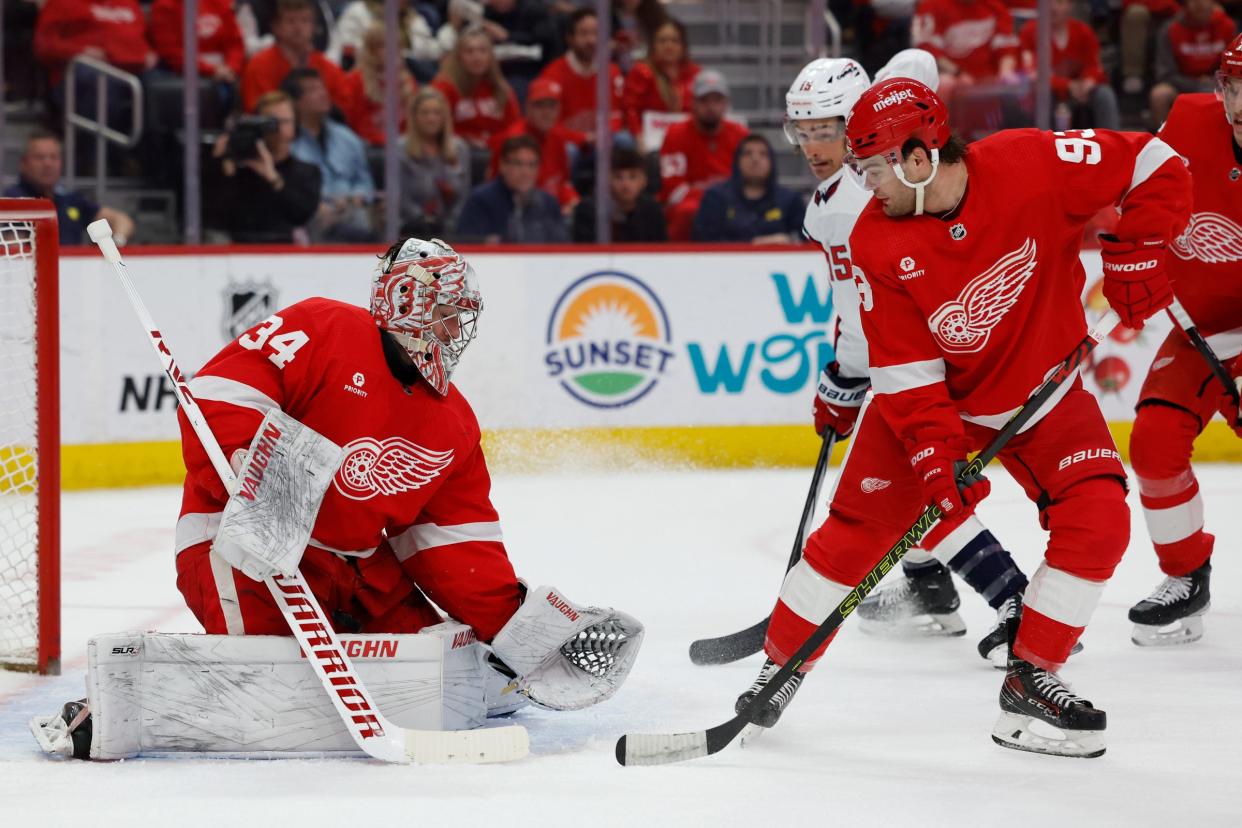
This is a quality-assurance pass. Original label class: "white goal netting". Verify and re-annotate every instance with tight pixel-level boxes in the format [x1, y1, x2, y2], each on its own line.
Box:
[0, 219, 44, 670]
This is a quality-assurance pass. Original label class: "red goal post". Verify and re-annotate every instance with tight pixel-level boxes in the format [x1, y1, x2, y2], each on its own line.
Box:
[0, 198, 60, 674]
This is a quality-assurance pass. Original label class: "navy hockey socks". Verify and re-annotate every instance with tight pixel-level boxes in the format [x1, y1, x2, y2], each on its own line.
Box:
[946, 530, 1027, 609]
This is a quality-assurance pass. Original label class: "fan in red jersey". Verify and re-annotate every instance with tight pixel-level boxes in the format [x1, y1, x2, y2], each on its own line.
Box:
[174, 237, 643, 717]
[737, 78, 1190, 758]
[1126, 33, 1242, 648]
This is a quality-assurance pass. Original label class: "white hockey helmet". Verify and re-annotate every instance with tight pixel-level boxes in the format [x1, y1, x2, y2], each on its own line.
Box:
[873, 48, 940, 92]
[784, 57, 870, 144]
[370, 237, 482, 395]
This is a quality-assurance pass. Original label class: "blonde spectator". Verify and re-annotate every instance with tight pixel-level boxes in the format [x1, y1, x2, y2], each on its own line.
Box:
[431, 24, 520, 148]
[329, 0, 450, 69]
[341, 23, 419, 146]
[400, 87, 472, 237]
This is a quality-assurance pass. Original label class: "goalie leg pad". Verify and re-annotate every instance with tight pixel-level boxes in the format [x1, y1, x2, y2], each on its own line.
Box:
[490, 585, 644, 711]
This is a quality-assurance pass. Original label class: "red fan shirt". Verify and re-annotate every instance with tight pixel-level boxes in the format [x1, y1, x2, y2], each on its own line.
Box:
[149, 0, 244, 77]
[621, 61, 700, 137]
[340, 70, 416, 147]
[1158, 94, 1242, 356]
[850, 129, 1191, 444]
[534, 55, 623, 135]
[1019, 18, 1106, 98]
[657, 118, 749, 206]
[34, 0, 151, 84]
[431, 76, 520, 146]
[487, 119, 584, 207]
[1166, 10, 1237, 79]
[912, 0, 1019, 79]
[175, 299, 514, 627]
[240, 47, 348, 113]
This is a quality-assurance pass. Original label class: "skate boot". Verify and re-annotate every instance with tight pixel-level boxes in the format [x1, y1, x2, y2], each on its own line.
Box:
[976, 594, 1084, 668]
[991, 621, 1105, 758]
[857, 561, 965, 637]
[1129, 560, 1211, 647]
[29, 699, 92, 759]
[735, 658, 805, 729]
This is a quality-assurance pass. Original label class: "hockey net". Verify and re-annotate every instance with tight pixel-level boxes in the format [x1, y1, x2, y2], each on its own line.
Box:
[0, 199, 59, 674]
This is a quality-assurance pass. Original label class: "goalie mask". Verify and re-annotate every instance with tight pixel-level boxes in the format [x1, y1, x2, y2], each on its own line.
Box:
[371, 237, 482, 395]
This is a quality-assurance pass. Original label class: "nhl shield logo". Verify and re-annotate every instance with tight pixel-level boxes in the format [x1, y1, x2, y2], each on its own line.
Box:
[1230, 167, 1240, 182]
[950, 223, 967, 241]
[222, 279, 278, 341]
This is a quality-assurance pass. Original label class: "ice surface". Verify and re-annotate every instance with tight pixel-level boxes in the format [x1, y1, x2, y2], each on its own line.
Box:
[2, 466, 1240, 826]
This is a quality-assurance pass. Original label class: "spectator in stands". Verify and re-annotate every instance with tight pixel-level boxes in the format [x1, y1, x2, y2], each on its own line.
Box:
[341, 23, 418, 146]
[4, 130, 136, 246]
[487, 78, 582, 212]
[285, 67, 376, 242]
[476, 0, 559, 95]
[1151, 0, 1238, 126]
[329, 0, 448, 80]
[431, 24, 521, 151]
[455, 134, 569, 243]
[241, 0, 348, 112]
[235, 0, 333, 57]
[535, 8, 624, 139]
[34, 0, 154, 87]
[1120, 0, 1181, 95]
[612, 0, 670, 72]
[400, 87, 472, 237]
[1019, 0, 1119, 130]
[213, 90, 321, 243]
[572, 145, 666, 242]
[622, 17, 700, 149]
[691, 134, 805, 244]
[912, 0, 1019, 91]
[150, 0, 245, 84]
[658, 69, 748, 242]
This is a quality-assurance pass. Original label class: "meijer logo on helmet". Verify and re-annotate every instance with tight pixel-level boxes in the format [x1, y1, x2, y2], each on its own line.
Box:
[872, 89, 914, 112]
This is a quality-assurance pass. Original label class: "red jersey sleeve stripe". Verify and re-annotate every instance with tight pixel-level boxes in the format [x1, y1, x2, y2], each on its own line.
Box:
[1127, 138, 1182, 198]
[189, 375, 281, 413]
[870, 357, 947, 395]
[389, 521, 505, 561]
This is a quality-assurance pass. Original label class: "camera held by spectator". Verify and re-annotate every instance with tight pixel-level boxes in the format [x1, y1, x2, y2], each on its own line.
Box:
[225, 115, 281, 161]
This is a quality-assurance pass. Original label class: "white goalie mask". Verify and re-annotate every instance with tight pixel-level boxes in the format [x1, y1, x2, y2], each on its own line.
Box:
[783, 57, 870, 145]
[371, 237, 482, 395]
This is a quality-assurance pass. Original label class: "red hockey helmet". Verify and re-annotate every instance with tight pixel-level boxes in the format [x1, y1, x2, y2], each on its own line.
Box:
[1219, 32, 1242, 80]
[845, 77, 950, 160]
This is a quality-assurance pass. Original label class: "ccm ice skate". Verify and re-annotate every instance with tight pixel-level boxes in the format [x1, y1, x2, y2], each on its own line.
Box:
[1129, 560, 1211, 646]
[857, 562, 966, 637]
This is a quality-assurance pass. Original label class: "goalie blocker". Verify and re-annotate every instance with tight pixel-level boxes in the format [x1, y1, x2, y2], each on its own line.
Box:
[31, 586, 643, 759]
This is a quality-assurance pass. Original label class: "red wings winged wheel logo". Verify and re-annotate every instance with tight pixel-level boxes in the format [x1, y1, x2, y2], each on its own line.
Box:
[1171, 212, 1242, 264]
[928, 238, 1038, 354]
[333, 437, 455, 501]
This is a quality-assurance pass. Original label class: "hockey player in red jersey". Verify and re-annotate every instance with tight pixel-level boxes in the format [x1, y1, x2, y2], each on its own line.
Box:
[174, 238, 643, 713]
[1127, 34, 1242, 646]
[738, 78, 1190, 757]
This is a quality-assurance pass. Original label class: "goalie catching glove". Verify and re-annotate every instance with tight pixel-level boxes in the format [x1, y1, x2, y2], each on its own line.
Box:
[489, 585, 644, 711]
[213, 409, 344, 582]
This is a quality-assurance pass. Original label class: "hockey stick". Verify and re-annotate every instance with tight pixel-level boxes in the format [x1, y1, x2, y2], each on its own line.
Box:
[617, 309, 1121, 766]
[687, 430, 837, 665]
[1166, 298, 1242, 425]
[88, 220, 528, 765]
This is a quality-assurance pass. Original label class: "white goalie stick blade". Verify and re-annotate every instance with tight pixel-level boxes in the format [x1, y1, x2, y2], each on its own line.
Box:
[616, 731, 710, 766]
[406, 726, 529, 765]
[990, 712, 1105, 759]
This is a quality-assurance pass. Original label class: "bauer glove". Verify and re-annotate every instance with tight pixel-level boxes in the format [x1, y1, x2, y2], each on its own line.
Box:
[813, 362, 870, 439]
[1099, 234, 1172, 330]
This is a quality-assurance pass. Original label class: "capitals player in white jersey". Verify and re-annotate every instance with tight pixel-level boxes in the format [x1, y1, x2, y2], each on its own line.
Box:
[785, 50, 1030, 665]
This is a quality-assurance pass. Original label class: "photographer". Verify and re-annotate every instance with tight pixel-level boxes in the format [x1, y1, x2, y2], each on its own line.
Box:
[213, 90, 321, 243]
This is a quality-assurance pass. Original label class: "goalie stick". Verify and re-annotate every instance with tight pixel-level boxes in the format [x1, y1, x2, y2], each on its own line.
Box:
[87, 220, 529, 765]
[617, 309, 1121, 767]
[1166, 298, 1242, 425]
[687, 430, 837, 666]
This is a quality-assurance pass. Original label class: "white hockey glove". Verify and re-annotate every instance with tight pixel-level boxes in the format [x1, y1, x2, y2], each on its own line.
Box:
[212, 409, 344, 582]
[813, 361, 870, 439]
[489, 585, 645, 711]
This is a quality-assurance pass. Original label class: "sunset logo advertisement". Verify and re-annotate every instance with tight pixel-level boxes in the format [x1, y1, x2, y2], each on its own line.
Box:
[544, 271, 675, 408]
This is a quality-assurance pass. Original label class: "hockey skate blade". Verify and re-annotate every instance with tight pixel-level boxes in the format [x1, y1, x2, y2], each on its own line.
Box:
[859, 612, 967, 638]
[738, 723, 768, 748]
[404, 725, 529, 764]
[990, 712, 1105, 759]
[616, 731, 708, 766]
[1131, 611, 1206, 647]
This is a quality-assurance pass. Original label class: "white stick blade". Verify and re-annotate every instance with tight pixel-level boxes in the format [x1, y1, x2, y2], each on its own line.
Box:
[405, 725, 529, 764]
[617, 731, 709, 766]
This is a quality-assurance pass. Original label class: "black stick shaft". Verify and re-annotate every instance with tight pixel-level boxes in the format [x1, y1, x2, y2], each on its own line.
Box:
[1167, 299, 1241, 416]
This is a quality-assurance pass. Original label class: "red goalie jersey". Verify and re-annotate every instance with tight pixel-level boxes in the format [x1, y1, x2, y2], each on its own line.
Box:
[1159, 93, 1242, 354]
[851, 129, 1191, 443]
[175, 298, 521, 638]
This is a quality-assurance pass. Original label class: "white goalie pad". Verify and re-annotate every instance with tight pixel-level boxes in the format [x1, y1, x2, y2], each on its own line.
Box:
[490, 585, 644, 711]
[214, 409, 344, 581]
[57, 623, 489, 760]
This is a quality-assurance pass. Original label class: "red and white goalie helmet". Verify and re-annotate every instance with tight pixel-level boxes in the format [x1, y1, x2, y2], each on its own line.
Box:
[783, 57, 870, 145]
[371, 237, 482, 395]
[845, 77, 951, 215]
